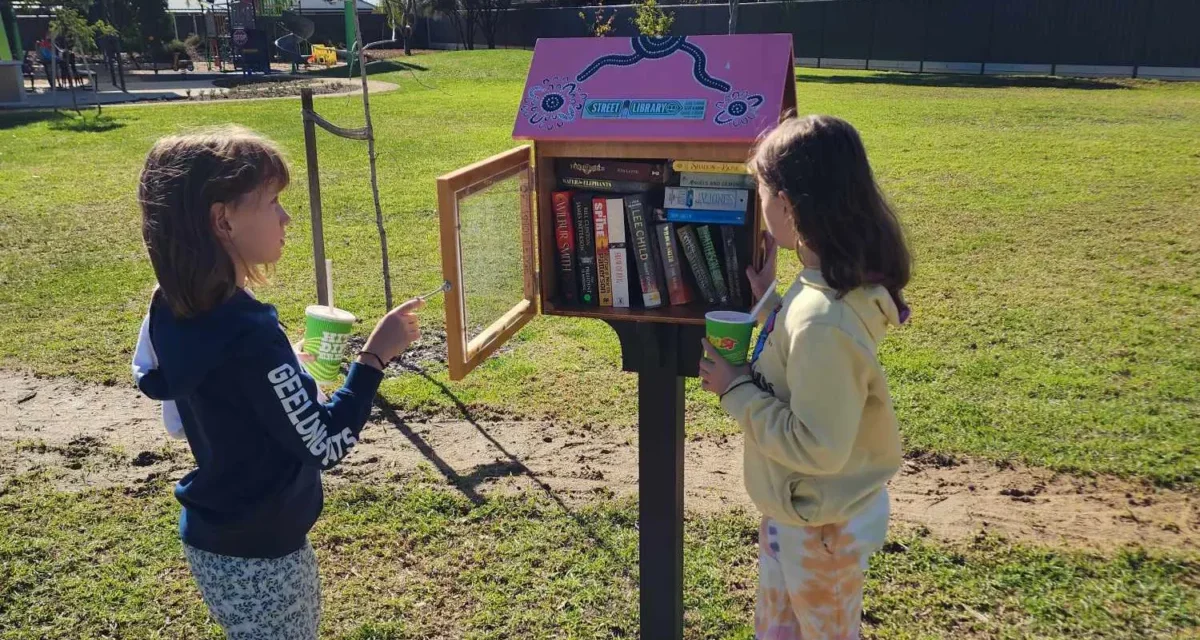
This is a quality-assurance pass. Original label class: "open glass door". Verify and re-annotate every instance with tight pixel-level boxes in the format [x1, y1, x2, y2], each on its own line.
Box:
[437, 146, 538, 381]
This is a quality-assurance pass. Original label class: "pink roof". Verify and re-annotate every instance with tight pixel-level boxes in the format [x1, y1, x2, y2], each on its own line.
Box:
[512, 34, 795, 143]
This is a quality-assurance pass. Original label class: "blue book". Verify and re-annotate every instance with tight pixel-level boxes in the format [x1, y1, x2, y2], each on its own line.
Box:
[663, 208, 746, 225]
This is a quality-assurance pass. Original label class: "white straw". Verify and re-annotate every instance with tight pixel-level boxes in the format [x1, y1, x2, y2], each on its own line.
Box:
[325, 259, 334, 310]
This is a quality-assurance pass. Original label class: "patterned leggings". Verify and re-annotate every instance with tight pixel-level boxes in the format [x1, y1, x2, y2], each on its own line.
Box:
[756, 491, 890, 640]
[184, 541, 322, 640]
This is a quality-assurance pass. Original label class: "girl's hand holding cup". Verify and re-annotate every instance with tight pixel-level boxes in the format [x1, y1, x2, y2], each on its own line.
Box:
[359, 298, 425, 370]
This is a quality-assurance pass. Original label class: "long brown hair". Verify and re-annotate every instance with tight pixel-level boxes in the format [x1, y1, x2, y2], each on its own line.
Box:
[138, 127, 289, 318]
[750, 115, 911, 299]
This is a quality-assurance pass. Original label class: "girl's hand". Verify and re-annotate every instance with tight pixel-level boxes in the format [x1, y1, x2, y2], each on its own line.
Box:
[362, 298, 425, 365]
[746, 230, 777, 301]
[293, 339, 315, 365]
[698, 340, 750, 397]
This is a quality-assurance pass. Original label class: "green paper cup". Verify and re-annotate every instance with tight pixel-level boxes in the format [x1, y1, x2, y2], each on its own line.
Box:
[303, 305, 356, 382]
[705, 310, 755, 366]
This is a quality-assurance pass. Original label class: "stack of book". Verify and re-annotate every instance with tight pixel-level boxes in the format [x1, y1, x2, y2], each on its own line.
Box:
[551, 158, 751, 310]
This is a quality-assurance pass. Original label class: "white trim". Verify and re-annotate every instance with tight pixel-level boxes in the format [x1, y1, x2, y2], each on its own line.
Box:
[922, 61, 983, 74]
[984, 62, 1053, 75]
[1056, 64, 1135, 77]
[819, 58, 867, 70]
[868, 59, 921, 72]
[796, 57, 820, 68]
[1135, 66, 1200, 80]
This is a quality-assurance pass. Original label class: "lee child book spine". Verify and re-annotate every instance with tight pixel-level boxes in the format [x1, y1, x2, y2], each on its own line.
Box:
[551, 191, 578, 304]
[676, 225, 719, 305]
[592, 197, 613, 307]
[607, 197, 631, 308]
[696, 225, 730, 306]
[572, 193, 599, 306]
[623, 193, 663, 308]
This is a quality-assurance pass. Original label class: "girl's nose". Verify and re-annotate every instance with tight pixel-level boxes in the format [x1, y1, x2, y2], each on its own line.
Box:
[279, 205, 293, 226]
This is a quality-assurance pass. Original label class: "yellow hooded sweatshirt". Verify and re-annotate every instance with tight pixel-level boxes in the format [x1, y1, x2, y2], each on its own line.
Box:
[720, 268, 903, 528]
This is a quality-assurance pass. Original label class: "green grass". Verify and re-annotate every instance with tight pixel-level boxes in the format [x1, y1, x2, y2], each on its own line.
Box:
[0, 53, 1198, 483]
[0, 474, 1195, 639]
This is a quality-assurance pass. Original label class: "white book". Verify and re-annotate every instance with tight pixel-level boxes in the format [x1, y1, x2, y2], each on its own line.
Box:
[664, 186, 750, 212]
[606, 197, 631, 308]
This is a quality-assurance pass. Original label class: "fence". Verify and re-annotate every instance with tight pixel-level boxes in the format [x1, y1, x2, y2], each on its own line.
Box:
[419, 0, 1200, 79]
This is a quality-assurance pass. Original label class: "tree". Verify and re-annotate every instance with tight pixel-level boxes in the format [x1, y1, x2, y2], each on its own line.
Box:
[473, 0, 511, 50]
[579, 0, 615, 37]
[50, 7, 97, 112]
[632, 0, 673, 37]
[377, 0, 422, 55]
[426, 0, 470, 50]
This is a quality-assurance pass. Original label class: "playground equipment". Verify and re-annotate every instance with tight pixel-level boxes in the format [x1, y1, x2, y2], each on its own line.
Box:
[274, 9, 313, 72]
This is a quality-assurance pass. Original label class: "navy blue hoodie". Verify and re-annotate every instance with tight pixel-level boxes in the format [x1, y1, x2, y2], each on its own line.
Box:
[137, 289, 383, 558]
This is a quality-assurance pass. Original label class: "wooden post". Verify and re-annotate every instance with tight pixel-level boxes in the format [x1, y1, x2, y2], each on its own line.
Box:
[301, 88, 330, 307]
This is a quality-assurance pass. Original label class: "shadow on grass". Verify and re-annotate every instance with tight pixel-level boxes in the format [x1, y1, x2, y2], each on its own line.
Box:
[798, 71, 1135, 90]
[47, 112, 125, 133]
[0, 110, 64, 130]
[309, 59, 429, 79]
[375, 366, 635, 581]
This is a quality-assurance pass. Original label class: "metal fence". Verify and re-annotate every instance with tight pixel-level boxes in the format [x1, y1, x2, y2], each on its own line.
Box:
[419, 0, 1200, 78]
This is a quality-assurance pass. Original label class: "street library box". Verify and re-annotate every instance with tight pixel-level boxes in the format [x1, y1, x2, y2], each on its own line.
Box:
[436, 34, 797, 379]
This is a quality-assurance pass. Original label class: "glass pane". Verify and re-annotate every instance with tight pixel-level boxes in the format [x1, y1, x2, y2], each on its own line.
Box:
[456, 162, 532, 345]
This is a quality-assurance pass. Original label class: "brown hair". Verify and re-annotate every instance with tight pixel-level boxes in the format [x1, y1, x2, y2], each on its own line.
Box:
[138, 127, 289, 318]
[750, 114, 911, 299]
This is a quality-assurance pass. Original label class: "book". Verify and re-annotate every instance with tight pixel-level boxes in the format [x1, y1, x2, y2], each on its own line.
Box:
[696, 226, 731, 306]
[560, 176, 658, 193]
[721, 225, 746, 307]
[592, 197, 613, 307]
[664, 208, 746, 225]
[607, 197, 631, 308]
[679, 172, 755, 189]
[551, 191, 579, 304]
[676, 225, 719, 305]
[664, 187, 750, 212]
[655, 224, 693, 306]
[623, 193, 663, 308]
[558, 158, 667, 184]
[571, 193, 599, 306]
[672, 160, 749, 174]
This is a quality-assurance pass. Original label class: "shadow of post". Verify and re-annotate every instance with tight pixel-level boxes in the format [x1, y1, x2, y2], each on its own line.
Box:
[374, 363, 635, 581]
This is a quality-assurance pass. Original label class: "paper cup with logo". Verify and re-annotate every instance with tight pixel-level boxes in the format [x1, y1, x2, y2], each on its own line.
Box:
[705, 310, 755, 366]
[302, 305, 356, 382]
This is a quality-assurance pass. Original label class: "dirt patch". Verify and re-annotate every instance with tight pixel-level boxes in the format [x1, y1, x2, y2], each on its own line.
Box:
[1, 371, 1196, 553]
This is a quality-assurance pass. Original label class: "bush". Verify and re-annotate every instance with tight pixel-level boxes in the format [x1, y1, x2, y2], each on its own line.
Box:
[632, 0, 673, 37]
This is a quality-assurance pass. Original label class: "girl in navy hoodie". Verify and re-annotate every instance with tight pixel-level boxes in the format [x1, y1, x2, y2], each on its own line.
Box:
[135, 127, 423, 639]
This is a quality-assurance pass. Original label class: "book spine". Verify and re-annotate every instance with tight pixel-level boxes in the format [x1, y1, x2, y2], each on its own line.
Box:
[572, 194, 599, 306]
[623, 194, 663, 308]
[721, 225, 746, 307]
[671, 160, 749, 174]
[551, 191, 579, 304]
[593, 197, 613, 307]
[664, 209, 747, 225]
[676, 225, 719, 305]
[696, 226, 731, 306]
[664, 187, 750, 212]
[655, 224, 693, 306]
[560, 176, 658, 194]
[679, 172, 756, 189]
[607, 198, 631, 308]
[557, 159, 667, 184]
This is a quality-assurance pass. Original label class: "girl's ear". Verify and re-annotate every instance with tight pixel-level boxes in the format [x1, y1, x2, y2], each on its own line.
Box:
[210, 202, 232, 239]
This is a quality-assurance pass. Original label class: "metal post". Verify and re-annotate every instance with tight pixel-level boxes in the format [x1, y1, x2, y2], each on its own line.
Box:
[637, 323, 685, 640]
[301, 88, 330, 306]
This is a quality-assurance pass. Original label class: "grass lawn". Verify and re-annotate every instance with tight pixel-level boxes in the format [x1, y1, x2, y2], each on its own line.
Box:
[1, 473, 1196, 640]
[0, 52, 1198, 484]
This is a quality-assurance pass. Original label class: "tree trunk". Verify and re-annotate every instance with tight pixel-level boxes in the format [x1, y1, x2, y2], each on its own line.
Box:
[728, 0, 738, 35]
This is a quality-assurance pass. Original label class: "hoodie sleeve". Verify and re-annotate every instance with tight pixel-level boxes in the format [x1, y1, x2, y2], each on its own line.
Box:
[720, 322, 869, 476]
[241, 327, 384, 470]
[132, 310, 175, 402]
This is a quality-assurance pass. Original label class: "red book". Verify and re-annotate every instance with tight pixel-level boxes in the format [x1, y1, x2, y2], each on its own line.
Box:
[593, 197, 613, 307]
[656, 223, 693, 306]
[552, 191, 579, 304]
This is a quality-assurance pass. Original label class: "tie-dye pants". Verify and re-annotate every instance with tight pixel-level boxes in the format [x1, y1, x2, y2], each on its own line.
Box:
[756, 490, 890, 640]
